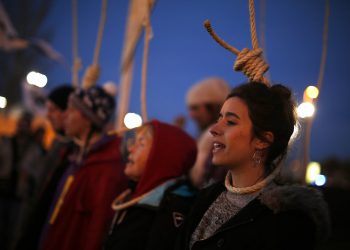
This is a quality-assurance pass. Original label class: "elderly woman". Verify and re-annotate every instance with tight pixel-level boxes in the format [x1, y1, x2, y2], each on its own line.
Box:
[105, 120, 197, 250]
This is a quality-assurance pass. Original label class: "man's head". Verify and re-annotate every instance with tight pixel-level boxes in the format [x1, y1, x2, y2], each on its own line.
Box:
[186, 77, 231, 131]
[47, 85, 74, 134]
[64, 86, 115, 139]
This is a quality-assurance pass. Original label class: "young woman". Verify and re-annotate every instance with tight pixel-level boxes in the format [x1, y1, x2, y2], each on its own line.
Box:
[177, 82, 330, 250]
[104, 120, 198, 250]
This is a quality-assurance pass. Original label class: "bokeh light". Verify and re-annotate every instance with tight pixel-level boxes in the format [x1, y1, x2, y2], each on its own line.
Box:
[26, 71, 48, 88]
[297, 102, 315, 118]
[124, 113, 143, 129]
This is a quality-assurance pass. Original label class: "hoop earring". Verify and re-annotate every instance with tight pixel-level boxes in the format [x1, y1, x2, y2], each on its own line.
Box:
[252, 150, 262, 167]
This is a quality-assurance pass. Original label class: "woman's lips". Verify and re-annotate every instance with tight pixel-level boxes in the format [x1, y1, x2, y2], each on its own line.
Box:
[127, 156, 135, 165]
[212, 142, 226, 153]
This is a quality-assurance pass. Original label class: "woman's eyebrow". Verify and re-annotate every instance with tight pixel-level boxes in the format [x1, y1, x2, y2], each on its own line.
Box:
[225, 111, 240, 119]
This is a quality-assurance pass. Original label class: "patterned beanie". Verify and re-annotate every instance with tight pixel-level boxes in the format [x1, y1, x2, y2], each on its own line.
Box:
[69, 86, 115, 129]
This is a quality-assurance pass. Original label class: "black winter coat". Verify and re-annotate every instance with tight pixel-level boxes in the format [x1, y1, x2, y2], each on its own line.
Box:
[104, 179, 197, 250]
[176, 182, 330, 250]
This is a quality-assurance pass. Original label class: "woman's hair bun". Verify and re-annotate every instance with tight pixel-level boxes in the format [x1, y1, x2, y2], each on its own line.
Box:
[270, 84, 292, 100]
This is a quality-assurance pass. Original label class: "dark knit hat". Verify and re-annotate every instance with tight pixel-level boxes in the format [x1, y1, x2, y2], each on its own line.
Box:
[48, 85, 74, 111]
[69, 86, 115, 129]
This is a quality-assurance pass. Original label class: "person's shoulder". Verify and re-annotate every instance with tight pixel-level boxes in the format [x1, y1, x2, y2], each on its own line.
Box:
[199, 181, 226, 197]
[183, 181, 225, 212]
[166, 177, 198, 198]
[259, 183, 331, 245]
[100, 134, 122, 150]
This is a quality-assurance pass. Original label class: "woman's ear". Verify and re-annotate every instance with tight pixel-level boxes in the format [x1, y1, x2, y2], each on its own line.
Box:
[254, 131, 274, 150]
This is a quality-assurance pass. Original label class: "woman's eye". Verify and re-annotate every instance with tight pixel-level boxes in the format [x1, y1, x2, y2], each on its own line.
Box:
[227, 120, 236, 126]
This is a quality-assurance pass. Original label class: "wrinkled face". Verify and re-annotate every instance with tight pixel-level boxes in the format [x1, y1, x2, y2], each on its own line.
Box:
[210, 97, 258, 169]
[188, 104, 213, 131]
[125, 127, 153, 181]
[46, 101, 66, 132]
[64, 101, 91, 139]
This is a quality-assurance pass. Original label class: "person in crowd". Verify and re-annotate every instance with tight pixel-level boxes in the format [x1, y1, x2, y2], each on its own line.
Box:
[104, 120, 197, 250]
[14, 85, 76, 250]
[39, 86, 128, 250]
[186, 77, 231, 188]
[0, 111, 45, 249]
[177, 82, 330, 250]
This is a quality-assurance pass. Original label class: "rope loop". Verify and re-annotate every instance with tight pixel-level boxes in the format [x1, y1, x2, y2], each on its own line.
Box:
[234, 48, 269, 83]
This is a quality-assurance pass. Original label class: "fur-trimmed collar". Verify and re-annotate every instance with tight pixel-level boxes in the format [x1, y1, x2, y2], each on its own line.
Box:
[259, 183, 331, 245]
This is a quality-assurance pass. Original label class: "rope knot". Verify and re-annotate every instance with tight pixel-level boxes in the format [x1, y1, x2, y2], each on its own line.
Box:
[234, 48, 269, 83]
[82, 64, 100, 89]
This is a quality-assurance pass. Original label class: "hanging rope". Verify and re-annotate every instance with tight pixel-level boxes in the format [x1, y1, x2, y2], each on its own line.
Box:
[249, 0, 259, 49]
[116, 62, 134, 130]
[204, 0, 270, 86]
[316, 0, 330, 95]
[302, 0, 330, 183]
[82, 0, 108, 89]
[72, 0, 81, 87]
[140, 1, 153, 123]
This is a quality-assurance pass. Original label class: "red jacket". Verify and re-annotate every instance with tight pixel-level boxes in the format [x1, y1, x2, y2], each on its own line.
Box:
[40, 135, 127, 250]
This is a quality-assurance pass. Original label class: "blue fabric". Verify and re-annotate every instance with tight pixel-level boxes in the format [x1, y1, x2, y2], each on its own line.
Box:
[171, 184, 196, 197]
[138, 179, 176, 207]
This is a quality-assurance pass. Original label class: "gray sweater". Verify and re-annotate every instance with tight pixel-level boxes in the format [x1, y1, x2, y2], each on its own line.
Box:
[190, 189, 258, 248]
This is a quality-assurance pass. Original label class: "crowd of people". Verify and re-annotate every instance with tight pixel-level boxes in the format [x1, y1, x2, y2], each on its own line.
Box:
[0, 78, 330, 250]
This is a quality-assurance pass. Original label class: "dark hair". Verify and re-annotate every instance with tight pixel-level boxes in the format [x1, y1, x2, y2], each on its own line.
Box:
[227, 82, 296, 171]
[48, 85, 74, 111]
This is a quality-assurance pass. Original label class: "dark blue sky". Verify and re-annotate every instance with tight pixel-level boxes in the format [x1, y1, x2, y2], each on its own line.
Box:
[43, 0, 350, 161]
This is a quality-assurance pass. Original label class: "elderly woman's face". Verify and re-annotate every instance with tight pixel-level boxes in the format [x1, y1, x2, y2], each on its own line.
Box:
[125, 127, 153, 181]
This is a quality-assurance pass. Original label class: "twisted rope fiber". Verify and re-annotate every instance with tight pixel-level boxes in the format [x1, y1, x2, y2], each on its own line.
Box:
[111, 188, 154, 211]
[82, 0, 108, 89]
[249, 0, 259, 49]
[225, 165, 281, 194]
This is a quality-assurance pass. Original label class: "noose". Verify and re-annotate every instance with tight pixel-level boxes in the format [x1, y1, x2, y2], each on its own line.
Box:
[82, 0, 108, 89]
[204, 0, 270, 86]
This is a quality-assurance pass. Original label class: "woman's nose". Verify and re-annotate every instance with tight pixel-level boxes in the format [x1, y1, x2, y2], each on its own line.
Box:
[210, 122, 223, 137]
